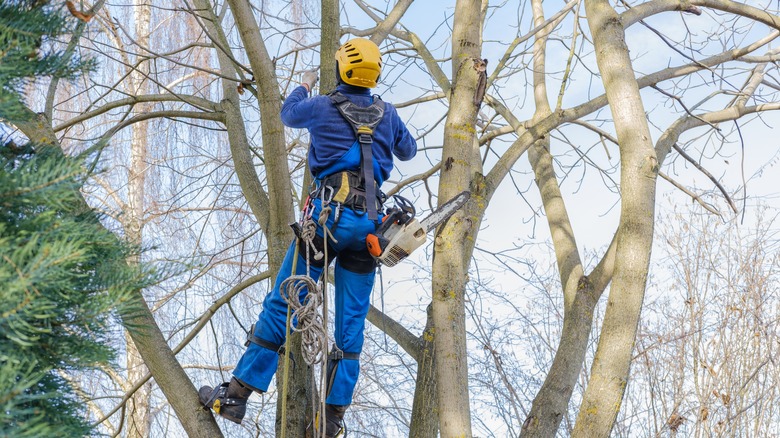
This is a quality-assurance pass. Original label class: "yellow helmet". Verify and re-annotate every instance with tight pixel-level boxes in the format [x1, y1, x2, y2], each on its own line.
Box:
[335, 38, 382, 88]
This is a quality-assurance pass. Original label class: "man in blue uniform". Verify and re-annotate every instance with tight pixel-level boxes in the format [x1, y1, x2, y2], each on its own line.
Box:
[199, 38, 417, 437]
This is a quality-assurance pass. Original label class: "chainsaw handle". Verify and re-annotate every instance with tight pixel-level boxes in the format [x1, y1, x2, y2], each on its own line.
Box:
[375, 208, 403, 234]
[391, 195, 416, 218]
[366, 233, 389, 257]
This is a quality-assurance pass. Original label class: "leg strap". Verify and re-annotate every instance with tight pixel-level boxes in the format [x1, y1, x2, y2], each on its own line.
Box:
[245, 323, 287, 357]
[325, 347, 360, 399]
[328, 348, 360, 361]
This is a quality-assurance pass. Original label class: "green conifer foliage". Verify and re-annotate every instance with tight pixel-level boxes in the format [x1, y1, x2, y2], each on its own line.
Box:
[0, 1, 92, 120]
[1, 2, 146, 436]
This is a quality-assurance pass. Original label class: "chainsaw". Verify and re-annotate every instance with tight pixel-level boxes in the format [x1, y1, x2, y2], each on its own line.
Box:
[366, 191, 470, 267]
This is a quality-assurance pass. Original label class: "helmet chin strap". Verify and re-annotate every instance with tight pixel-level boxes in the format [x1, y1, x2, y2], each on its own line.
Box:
[335, 65, 346, 86]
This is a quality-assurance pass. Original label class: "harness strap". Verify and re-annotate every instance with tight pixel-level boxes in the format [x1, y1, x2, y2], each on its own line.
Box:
[245, 323, 287, 357]
[328, 349, 360, 361]
[325, 347, 360, 402]
[358, 127, 378, 220]
[328, 91, 385, 221]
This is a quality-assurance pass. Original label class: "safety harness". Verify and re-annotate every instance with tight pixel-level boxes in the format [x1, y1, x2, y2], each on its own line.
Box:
[325, 91, 386, 221]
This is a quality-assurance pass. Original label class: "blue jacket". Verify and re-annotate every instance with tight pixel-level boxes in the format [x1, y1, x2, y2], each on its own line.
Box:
[280, 84, 417, 184]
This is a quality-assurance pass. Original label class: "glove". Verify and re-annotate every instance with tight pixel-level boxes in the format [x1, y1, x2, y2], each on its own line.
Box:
[301, 70, 318, 92]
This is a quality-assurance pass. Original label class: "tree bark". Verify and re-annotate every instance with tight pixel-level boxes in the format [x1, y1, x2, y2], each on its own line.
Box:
[432, 1, 485, 436]
[125, 1, 153, 435]
[572, 0, 659, 436]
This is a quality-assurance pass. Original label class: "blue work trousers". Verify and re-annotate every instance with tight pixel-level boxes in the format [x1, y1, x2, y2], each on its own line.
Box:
[233, 198, 377, 406]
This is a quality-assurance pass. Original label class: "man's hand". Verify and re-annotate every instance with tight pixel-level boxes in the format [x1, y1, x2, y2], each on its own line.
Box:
[301, 70, 318, 92]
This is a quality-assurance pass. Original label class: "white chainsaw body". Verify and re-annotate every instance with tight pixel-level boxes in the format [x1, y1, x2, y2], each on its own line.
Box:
[375, 218, 427, 267]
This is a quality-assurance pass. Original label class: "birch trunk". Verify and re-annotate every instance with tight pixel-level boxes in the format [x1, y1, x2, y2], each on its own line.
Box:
[125, 1, 152, 435]
[572, 0, 658, 436]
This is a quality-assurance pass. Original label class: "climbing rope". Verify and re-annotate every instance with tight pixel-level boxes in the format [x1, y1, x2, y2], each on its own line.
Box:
[280, 218, 328, 366]
[279, 270, 324, 365]
[279, 194, 339, 438]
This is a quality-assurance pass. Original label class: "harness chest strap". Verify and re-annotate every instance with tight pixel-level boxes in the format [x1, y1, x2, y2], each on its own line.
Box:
[357, 126, 377, 220]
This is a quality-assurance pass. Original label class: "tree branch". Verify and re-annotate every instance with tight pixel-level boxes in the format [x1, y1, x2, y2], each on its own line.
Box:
[54, 95, 220, 133]
[94, 272, 270, 428]
[367, 305, 421, 361]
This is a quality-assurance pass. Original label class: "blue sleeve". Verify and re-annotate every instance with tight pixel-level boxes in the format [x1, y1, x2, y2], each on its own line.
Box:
[388, 105, 417, 161]
[280, 86, 314, 128]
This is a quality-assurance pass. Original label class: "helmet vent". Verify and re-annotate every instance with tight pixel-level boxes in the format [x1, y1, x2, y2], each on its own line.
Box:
[335, 38, 381, 87]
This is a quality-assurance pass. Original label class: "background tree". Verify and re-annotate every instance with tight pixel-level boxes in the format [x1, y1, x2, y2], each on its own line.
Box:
[0, 2, 147, 436]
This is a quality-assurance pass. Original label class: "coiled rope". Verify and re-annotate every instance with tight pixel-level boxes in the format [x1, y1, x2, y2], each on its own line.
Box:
[280, 200, 337, 438]
[279, 204, 336, 366]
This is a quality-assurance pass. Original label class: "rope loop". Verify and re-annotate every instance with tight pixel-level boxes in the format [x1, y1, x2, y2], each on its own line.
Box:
[279, 274, 327, 365]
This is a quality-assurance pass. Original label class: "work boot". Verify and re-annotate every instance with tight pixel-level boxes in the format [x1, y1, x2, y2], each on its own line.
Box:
[198, 377, 252, 424]
[306, 404, 348, 438]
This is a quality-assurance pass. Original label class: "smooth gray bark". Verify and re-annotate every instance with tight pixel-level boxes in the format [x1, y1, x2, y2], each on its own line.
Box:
[571, 0, 659, 436]
[432, 1, 485, 436]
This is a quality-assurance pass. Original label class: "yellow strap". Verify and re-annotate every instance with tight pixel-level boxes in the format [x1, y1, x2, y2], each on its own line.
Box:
[356, 126, 373, 134]
[333, 172, 350, 204]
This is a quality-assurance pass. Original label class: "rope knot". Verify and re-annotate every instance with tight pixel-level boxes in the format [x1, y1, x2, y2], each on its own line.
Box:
[300, 219, 323, 261]
[318, 205, 332, 226]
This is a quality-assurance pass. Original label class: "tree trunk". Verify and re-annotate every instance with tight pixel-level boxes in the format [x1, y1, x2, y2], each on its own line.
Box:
[409, 306, 439, 437]
[218, 0, 309, 434]
[223, 0, 295, 270]
[320, 0, 340, 95]
[432, 1, 484, 436]
[520, 1, 606, 434]
[126, 1, 153, 435]
[572, 0, 659, 436]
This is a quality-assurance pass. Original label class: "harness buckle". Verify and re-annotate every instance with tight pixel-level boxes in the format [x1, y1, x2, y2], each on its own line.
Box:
[357, 132, 373, 144]
[328, 348, 360, 361]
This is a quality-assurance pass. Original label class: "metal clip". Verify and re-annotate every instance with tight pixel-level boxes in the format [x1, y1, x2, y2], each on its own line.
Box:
[319, 185, 334, 205]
